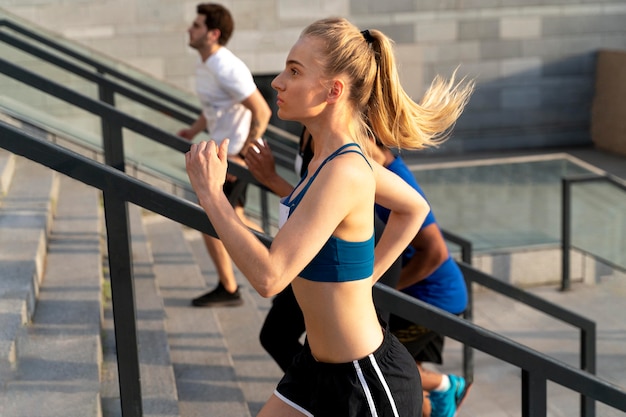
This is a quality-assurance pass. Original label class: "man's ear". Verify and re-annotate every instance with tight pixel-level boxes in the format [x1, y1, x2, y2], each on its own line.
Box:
[327, 79, 345, 103]
[208, 28, 221, 42]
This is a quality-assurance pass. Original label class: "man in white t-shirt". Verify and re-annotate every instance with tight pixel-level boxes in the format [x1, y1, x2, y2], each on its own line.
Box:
[178, 3, 271, 307]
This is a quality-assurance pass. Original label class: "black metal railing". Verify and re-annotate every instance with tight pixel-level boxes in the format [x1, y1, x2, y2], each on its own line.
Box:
[0, 18, 298, 170]
[441, 231, 475, 383]
[561, 173, 626, 291]
[3, 121, 626, 417]
[459, 262, 597, 416]
[442, 230, 598, 417]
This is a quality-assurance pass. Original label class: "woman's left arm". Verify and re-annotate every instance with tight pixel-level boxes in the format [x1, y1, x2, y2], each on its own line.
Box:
[372, 163, 430, 282]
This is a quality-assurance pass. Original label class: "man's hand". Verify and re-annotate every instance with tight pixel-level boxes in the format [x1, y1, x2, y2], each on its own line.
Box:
[177, 128, 196, 141]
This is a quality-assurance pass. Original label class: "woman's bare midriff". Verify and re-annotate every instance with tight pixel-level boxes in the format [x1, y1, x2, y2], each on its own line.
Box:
[292, 277, 384, 363]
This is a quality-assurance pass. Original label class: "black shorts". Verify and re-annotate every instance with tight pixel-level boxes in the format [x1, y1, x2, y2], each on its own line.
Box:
[275, 326, 422, 417]
[388, 315, 445, 365]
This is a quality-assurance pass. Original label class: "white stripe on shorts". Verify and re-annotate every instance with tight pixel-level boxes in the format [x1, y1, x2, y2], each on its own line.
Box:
[274, 389, 314, 417]
[353, 358, 379, 417]
[368, 354, 400, 417]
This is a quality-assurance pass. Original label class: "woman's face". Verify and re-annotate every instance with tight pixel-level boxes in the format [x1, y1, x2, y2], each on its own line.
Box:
[271, 36, 330, 122]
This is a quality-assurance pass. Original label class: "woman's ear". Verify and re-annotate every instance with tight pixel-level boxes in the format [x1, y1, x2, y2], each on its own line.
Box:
[326, 79, 345, 103]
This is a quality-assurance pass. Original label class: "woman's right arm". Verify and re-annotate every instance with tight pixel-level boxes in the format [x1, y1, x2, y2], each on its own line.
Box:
[372, 163, 430, 282]
[186, 140, 354, 297]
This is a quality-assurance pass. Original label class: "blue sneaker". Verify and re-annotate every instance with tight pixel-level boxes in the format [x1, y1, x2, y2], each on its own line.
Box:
[428, 374, 472, 417]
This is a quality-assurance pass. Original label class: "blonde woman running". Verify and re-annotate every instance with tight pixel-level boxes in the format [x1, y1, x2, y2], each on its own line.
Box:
[186, 16, 473, 417]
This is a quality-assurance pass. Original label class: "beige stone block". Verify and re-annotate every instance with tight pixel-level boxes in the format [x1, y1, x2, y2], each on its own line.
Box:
[500, 17, 540, 39]
[276, 0, 349, 20]
[138, 34, 189, 58]
[416, 21, 457, 43]
[62, 26, 115, 40]
[252, 52, 289, 74]
[89, 36, 140, 60]
[86, 1, 137, 26]
[126, 57, 165, 80]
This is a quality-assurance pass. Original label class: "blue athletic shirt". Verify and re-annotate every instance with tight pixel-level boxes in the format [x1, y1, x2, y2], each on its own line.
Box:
[279, 143, 375, 282]
[374, 155, 467, 315]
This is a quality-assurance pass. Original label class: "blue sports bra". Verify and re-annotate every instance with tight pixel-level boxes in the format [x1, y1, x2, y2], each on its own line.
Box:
[279, 143, 375, 283]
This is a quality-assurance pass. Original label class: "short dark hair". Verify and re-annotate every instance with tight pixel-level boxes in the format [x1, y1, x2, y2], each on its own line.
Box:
[196, 3, 234, 46]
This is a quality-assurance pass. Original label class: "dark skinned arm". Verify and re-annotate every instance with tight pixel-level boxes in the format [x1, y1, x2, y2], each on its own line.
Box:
[396, 223, 450, 290]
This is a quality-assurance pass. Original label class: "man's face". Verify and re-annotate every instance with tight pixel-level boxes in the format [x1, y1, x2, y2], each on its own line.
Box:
[188, 14, 212, 50]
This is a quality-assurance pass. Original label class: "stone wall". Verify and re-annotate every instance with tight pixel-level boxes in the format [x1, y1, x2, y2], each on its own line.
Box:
[1, 0, 625, 153]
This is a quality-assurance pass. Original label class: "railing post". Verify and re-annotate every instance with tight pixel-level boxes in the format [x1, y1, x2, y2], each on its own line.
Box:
[261, 189, 270, 234]
[581, 322, 597, 417]
[461, 240, 474, 384]
[522, 369, 547, 417]
[561, 178, 571, 291]
[103, 190, 143, 417]
[100, 112, 143, 416]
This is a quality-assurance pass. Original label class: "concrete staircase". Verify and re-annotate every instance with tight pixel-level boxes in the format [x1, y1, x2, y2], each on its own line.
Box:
[0, 151, 102, 416]
[0, 150, 282, 417]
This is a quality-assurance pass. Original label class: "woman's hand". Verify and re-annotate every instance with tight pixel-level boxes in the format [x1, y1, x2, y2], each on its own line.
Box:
[185, 139, 230, 204]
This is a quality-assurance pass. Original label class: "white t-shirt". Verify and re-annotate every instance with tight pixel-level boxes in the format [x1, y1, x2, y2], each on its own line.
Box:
[195, 47, 257, 155]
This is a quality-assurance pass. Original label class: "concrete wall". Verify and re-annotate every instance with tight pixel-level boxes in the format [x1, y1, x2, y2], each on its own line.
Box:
[1, 0, 626, 154]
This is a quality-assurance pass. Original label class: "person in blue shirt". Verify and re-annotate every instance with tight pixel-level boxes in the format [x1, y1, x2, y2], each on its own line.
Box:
[370, 141, 471, 417]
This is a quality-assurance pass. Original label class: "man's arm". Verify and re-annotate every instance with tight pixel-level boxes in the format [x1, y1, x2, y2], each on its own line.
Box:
[239, 89, 271, 154]
[396, 223, 449, 290]
[177, 113, 207, 141]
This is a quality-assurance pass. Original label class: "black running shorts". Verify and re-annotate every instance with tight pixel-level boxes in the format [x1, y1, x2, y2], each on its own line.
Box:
[275, 327, 422, 417]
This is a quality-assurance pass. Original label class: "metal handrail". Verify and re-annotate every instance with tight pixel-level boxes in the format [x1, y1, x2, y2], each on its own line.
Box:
[0, 18, 299, 170]
[441, 228, 598, 417]
[440, 230, 475, 383]
[3, 121, 626, 417]
[0, 18, 199, 113]
[561, 173, 626, 291]
[459, 262, 597, 416]
[0, 56, 263, 189]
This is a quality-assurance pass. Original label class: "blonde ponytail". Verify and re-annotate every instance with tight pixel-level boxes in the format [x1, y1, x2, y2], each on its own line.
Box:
[302, 18, 474, 151]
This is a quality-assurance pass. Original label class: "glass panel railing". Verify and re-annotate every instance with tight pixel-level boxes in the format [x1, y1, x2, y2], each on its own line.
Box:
[0, 72, 102, 147]
[412, 157, 594, 252]
[0, 10, 299, 228]
[571, 181, 626, 269]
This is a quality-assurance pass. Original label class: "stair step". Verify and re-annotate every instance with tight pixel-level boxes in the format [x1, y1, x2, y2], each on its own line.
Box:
[0, 175, 102, 417]
[184, 232, 282, 415]
[144, 214, 251, 417]
[0, 155, 59, 371]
